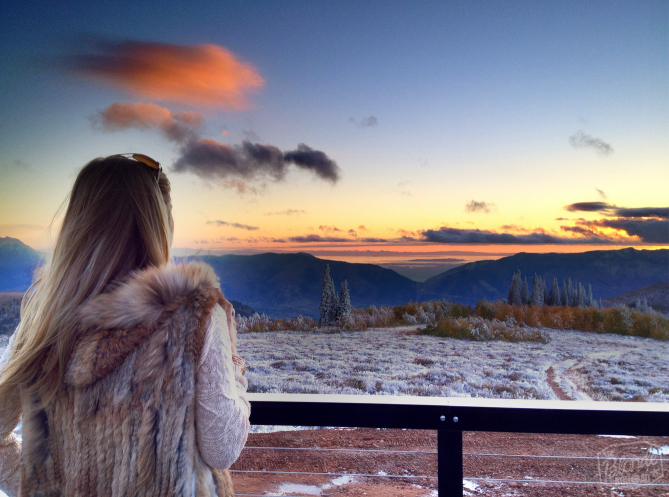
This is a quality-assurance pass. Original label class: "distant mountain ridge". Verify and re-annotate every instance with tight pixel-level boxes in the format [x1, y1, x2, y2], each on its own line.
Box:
[419, 248, 669, 306]
[0, 237, 667, 318]
[0, 237, 43, 292]
[602, 281, 669, 313]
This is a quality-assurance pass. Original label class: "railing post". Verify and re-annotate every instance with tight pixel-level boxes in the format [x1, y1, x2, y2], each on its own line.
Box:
[438, 429, 463, 497]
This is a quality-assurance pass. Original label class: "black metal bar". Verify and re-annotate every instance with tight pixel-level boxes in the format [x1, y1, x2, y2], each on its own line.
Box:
[249, 400, 669, 436]
[438, 429, 463, 497]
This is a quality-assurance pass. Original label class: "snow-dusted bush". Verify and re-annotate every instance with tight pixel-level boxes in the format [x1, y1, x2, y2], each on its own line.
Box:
[419, 316, 551, 343]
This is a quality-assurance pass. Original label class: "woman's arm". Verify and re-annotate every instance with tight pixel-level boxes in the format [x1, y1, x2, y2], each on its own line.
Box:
[195, 305, 250, 469]
[0, 334, 22, 497]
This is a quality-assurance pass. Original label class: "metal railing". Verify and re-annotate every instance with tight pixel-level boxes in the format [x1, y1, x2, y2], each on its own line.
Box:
[244, 393, 669, 497]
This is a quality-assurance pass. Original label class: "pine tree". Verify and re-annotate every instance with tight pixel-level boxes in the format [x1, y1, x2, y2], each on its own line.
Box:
[508, 270, 522, 306]
[561, 280, 570, 307]
[587, 284, 594, 307]
[567, 278, 576, 307]
[530, 273, 544, 307]
[319, 264, 336, 325]
[521, 276, 529, 305]
[577, 283, 586, 307]
[338, 280, 352, 319]
[549, 277, 561, 306]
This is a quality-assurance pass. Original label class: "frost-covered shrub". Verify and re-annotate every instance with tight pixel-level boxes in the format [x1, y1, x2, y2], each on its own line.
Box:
[418, 316, 551, 344]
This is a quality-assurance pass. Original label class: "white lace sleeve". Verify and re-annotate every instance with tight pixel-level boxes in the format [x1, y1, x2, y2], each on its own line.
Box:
[195, 305, 250, 470]
[0, 333, 21, 497]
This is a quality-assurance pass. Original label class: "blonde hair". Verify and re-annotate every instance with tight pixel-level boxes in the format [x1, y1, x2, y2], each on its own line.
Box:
[0, 155, 172, 404]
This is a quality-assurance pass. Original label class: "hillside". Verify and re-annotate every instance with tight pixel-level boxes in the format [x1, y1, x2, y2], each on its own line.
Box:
[0, 237, 43, 292]
[602, 281, 669, 313]
[193, 252, 420, 318]
[420, 248, 669, 305]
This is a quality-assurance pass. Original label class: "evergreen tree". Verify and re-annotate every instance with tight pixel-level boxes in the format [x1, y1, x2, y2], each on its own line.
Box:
[319, 264, 336, 325]
[530, 273, 544, 306]
[577, 283, 586, 307]
[521, 276, 529, 305]
[567, 278, 576, 307]
[508, 269, 522, 306]
[587, 284, 594, 307]
[338, 280, 352, 319]
[561, 280, 570, 307]
[549, 277, 561, 306]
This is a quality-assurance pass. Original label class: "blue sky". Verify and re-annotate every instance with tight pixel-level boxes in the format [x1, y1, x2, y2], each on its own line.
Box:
[1, 1, 667, 256]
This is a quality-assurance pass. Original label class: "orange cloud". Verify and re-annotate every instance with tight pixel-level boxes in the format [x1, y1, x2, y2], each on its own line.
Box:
[71, 39, 264, 109]
[94, 102, 202, 142]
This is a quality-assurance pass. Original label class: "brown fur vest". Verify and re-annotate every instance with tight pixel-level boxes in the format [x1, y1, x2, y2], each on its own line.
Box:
[20, 263, 235, 496]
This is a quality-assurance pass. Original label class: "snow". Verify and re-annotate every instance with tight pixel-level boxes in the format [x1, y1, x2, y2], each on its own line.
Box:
[237, 326, 669, 402]
[648, 445, 669, 455]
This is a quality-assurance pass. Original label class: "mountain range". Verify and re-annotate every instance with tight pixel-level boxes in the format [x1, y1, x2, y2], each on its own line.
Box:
[0, 237, 667, 318]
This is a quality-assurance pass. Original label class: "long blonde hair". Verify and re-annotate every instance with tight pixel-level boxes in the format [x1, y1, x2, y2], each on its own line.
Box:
[0, 155, 172, 404]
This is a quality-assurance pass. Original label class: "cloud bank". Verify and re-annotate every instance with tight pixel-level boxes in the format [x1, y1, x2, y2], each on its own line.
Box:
[421, 227, 612, 245]
[568, 131, 613, 155]
[66, 38, 263, 109]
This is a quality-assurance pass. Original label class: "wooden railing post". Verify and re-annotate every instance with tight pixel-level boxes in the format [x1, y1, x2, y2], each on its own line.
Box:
[438, 429, 463, 497]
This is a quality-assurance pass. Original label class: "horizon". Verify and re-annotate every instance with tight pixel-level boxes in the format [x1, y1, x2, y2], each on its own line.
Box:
[1, 2, 667, 256]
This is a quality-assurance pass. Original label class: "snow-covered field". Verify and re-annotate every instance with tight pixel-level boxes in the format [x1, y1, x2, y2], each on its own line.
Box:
[237, 326, 669, 402]
[1, 326, 668, 402]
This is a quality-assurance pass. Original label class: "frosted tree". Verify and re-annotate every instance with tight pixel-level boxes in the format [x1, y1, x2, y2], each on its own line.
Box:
[561, 280, 570, 307]
[319, 264, 337, 325]
[507, 270, 522, 306]
[338, 280, 352, 320]
[577, 283, 586, 307]
[530, 273, 544, 307]
[549, 277, 561, 306]
[587, 284, 594, 307]
[521, 276, 529, 305]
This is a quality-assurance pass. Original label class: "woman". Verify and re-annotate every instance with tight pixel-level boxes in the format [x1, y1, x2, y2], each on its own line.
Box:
[0, 154, 249, 496]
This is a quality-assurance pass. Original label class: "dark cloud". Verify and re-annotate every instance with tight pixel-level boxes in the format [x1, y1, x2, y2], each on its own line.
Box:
[555, 217, 569, 221]
[568, 131, 613, 155]
[581, 219, 669, 244]
[613, 207, 669, 219]
[206, 220, 259, 231]
[564, 202, 612, 212]
[173, 139, 340, 184]
[421, 227, 612, 245]
[348, 229, 358, 238]
[465, 200, 495, 213]
[560, 225, 600, 237]
[595, 188, 607, 200]
[349, 115, 378, 128]
[319, 225, 341, 234]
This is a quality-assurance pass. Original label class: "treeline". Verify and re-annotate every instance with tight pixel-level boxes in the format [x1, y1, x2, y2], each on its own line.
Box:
[508, 270, 597, 308]
[235, 298, 669, 342]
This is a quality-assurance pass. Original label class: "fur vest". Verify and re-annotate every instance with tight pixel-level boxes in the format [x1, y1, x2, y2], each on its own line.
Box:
[20, 263, 235, 496]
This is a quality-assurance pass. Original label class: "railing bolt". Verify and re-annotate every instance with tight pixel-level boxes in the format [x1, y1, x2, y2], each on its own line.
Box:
[453, 416, 459, 423]
[440, 415, 446, 421]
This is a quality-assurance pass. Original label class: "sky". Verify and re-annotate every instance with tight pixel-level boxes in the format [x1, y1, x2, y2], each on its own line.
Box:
[1, 1, 667, 264]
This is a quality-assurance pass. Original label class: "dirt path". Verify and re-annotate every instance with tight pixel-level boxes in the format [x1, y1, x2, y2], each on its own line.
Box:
[546, 366, 571, 400]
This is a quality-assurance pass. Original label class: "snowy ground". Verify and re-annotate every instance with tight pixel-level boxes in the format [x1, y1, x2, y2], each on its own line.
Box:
[237, 326, 669, 402]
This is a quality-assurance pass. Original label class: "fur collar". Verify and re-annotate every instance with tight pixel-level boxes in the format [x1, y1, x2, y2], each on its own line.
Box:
[66, 262, 221, 387]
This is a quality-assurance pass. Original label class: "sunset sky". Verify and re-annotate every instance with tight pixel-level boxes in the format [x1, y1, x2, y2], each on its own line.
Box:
[1, 1, 667, 264]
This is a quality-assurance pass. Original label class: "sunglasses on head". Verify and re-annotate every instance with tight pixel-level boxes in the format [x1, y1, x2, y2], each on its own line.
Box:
[116, 153, 162, 182]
